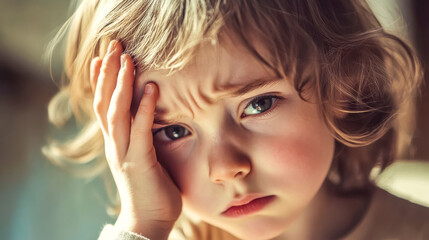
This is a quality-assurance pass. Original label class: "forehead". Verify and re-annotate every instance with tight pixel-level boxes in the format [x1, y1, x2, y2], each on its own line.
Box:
[133, 37, 279, 119]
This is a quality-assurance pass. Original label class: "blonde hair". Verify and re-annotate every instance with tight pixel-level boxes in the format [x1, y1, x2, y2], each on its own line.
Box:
[44, 0, 422, 215]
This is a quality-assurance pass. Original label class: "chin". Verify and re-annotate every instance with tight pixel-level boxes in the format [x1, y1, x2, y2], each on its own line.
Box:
[230, 228, 285, 240]
[225, 220, 288, 240]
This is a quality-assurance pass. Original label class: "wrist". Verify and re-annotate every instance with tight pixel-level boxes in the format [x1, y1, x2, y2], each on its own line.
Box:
[114, 214, 175, 240]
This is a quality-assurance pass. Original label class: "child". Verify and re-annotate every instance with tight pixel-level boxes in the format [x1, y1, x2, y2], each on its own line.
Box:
[44, 0, 429, 239]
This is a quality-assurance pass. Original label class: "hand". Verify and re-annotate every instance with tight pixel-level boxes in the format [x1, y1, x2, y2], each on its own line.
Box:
[90, 40, 182, 239]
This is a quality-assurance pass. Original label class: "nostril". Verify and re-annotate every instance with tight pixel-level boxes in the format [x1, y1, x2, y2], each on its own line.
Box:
[214, 178, 223, 183]
[212, 171, 243, 183]
[234, 171, 244, 178]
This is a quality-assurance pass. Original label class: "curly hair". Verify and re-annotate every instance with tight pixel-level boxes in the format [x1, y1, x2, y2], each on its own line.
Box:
[43, 0, 422, 214]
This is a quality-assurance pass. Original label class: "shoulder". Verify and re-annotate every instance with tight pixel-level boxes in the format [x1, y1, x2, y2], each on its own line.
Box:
[348, 187, 429, 240]
[374, 187, 429, 227]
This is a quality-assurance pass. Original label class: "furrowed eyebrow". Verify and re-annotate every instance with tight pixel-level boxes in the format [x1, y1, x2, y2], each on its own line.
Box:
[153, 116, 181, 125]
[152, 77, 284, 126]
[218, 77, 284, 99]
[153, 108, 187, 125]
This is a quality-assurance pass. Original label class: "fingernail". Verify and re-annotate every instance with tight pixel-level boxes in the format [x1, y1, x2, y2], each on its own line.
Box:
[107, 40, 116, 53]
[121, 54, 126, 68]
[145, 84, 153, 94]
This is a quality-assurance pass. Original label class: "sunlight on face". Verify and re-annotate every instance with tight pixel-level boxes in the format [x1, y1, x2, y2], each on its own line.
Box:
[134, 36, 335, 239]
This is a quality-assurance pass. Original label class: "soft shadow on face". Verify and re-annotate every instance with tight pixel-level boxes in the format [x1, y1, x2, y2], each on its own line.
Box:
[132, 34, 335, 239]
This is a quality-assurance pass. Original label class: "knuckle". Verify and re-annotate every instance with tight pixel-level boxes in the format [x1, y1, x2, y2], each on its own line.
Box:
[119, 161, 133, 172]
[131, 128, 151, 143]
[100, 54, 120, 75]
[136, 110, 154, 126]
[138, 102, 153, 116]
[137, 107, 150, 117]
[93, 97, 104, 114]
[100, 63, 115, 77]
[118, 66, 127, 76]
[131, 128, 146, 138]
[100, 63, 110, 75]
[114, 80, 125, 92]
[143, 147, 156, 159]
[107, 108, 120, 127]
[107, 157, 132, 174]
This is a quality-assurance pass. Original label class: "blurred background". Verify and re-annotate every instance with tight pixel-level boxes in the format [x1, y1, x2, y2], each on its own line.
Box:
[0, 0, 428, 240]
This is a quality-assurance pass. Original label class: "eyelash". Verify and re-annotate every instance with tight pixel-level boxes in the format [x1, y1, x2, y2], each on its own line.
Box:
[153, 94, 283, 144]
[240, 95, 282, 119]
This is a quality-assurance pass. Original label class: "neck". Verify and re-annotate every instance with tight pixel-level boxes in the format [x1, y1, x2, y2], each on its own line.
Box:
[273, 183, 373, 240]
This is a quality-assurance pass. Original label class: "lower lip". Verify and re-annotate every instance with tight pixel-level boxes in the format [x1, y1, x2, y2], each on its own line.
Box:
[222, 196, 276, 218]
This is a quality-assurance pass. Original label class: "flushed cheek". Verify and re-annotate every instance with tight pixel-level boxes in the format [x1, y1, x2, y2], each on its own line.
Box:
[254, 134, 334, 195]
[249, 100, 335, 194]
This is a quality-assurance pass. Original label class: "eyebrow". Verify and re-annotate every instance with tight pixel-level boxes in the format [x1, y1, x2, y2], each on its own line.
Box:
[217, 77, 284, 99]
[153, 77, 284, 125]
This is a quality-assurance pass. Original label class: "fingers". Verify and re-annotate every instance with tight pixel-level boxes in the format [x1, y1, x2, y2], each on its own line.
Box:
[106, 54, 135, 159]
[93, 40, 123, 134]
[91, 40, 160, 169]
[128, 83, 159, 168]
[90, 57, 102, 93]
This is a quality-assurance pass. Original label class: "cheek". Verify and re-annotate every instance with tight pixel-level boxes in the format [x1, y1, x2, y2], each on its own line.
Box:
[155, 142, 193, 189]
[156, 142, 231, 216]
[255, 136, 334, 188]
[252, 109, 335, 193]
[155, 142, 210, 197]
[157, 149, 220, 215]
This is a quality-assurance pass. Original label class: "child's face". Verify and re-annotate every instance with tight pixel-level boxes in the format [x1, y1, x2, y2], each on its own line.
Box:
[134, 38, 335, 239]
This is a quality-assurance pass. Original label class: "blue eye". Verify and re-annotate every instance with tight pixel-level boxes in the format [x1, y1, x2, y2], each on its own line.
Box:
[242, 95, 279, 117]
[155, 125, 190, 141]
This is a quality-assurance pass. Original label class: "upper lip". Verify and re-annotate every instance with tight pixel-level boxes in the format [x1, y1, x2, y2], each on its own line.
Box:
[223, 193, 267, 211]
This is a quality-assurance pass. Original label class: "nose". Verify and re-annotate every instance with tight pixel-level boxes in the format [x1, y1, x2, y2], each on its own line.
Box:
[208, 141, 251, 183]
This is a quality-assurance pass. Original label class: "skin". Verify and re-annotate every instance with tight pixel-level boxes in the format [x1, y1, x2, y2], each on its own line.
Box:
[91, 41, 182, 240]
[136, 38, 335, 240]
[91, 38, 373, 239]
[345, 187, 429, 239]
